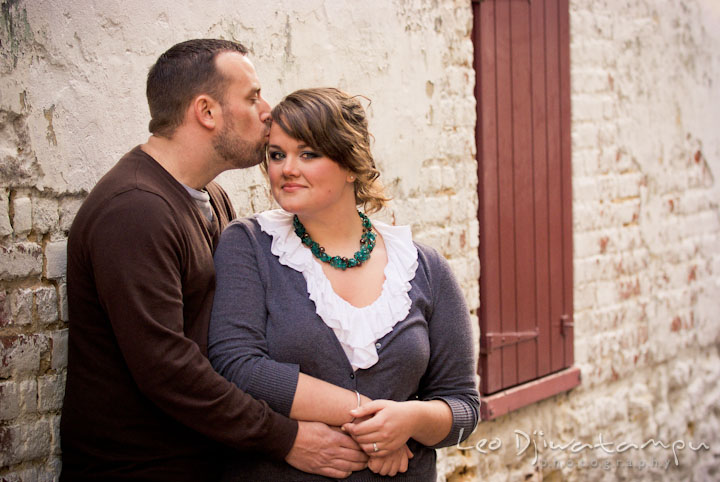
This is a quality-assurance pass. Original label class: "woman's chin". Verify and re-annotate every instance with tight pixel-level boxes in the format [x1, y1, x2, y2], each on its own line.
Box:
[274, 200, 301, 215]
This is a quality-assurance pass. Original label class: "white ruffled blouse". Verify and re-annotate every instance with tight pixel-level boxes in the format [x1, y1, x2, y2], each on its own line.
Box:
[256, 209, 419, 371]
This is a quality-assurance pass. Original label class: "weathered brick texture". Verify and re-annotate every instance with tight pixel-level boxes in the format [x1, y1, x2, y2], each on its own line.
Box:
[0, 97, 75, 481]
[44, 241, 67, 281]
[455, 1, 720, 481]
[49, 330, 68, 371]
[37, 374, 65, 413]
[5, 289, 33, 326]
[0, 419, 52, 468]
[0, 381, 21, 421]
[0, 191, 12, 237]
[0, 243, 43, 280]
[11, 197, 32, 236]
[31, 197, 59, 235]
[0, 335, 49, 378]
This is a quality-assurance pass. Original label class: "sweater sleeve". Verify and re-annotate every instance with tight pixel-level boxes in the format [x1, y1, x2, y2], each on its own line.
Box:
[90, 191, 297, 459]
[416, 245, 480, 448]
[209, 220, 301, 417]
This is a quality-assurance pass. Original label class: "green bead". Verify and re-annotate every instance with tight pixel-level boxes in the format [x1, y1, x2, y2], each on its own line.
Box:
[292, 210, 376, 270]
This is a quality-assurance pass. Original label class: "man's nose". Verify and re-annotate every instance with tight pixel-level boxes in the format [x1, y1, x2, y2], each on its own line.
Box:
[259, 98, 271, 123]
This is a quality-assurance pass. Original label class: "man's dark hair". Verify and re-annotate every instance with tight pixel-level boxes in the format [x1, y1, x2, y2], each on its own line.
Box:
[146, 39, 248, 138]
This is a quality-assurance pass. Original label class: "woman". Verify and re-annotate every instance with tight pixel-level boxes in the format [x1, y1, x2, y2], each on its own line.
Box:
[209, 88, 479, 480]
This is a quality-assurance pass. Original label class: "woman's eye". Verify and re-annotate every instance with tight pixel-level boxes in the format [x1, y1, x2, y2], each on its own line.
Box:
[300, 151, 320, 160]
[268, 151, 285, 161]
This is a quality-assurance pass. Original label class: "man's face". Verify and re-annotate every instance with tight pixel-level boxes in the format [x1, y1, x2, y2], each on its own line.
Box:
[211, 52, 271, 169]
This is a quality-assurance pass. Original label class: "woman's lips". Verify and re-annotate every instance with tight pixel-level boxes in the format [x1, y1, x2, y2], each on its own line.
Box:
[282, 183, 305, 192]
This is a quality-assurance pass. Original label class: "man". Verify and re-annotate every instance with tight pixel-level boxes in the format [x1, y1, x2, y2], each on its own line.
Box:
[60, 39, 367, 481]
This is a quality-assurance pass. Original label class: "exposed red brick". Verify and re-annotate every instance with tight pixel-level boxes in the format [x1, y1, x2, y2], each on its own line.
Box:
[671, 317, 682, 332]
[0, 426, 12, 457]
[599, 236, 609, 254]
[0, 291, 8, 326]
[0, 335, 17, 350]
[619, 278, 641, 299]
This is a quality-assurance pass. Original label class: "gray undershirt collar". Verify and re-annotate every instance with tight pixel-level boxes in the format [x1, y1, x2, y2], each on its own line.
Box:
[182, 184, 213, 223]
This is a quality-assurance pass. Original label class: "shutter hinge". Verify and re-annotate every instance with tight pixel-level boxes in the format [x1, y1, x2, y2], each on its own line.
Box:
[561, 314, 574, 337]
[480, 328, 539, 354]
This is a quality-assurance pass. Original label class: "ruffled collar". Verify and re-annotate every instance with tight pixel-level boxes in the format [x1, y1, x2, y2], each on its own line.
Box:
[256, 209, 418, 370]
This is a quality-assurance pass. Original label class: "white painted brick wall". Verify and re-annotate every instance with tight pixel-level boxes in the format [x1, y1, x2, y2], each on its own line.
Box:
[11, 197, 32, 236]
[0, 335, 49, 378]
[456, 1, 720, 481]
[0, 380, 21, 421]
[58, 282, 68, 322]
[44, 240, 67, 280]
[0, 190, 12, 237]
[35, 286, 58, 325]
[32, 197, 59, 235]
[8, 288, 33, 326]
[0, 243, 43, 279]
[0, 419, 52, 468]
[58, 197, 83, 233]
[37, 373, 66, 413]
[50, 329, 68, 371]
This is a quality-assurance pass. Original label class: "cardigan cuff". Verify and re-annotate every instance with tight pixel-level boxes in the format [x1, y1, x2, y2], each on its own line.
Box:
[247, 360, 300, 417]
[427, 396, 478, 449]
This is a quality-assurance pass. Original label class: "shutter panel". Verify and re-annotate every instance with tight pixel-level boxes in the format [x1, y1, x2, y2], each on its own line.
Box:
[474, 0, 573, 396]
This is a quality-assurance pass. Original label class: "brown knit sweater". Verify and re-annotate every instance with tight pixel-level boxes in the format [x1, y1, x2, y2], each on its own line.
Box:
[60, 146, 297, 481]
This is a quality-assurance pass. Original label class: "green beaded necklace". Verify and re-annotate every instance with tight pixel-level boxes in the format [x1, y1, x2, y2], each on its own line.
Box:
[293, 211, 376, 270]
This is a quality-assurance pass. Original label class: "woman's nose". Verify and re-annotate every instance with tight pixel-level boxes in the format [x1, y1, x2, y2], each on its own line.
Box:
[281, 156, 299, 176]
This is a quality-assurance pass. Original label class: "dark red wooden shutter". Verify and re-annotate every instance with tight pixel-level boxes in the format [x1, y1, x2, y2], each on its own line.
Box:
[473, 0, 573, 396]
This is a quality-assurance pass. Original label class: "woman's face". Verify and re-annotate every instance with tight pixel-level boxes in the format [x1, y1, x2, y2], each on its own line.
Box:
[267, 122, 355, 218]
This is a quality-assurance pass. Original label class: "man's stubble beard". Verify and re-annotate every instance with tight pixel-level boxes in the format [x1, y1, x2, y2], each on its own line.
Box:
[212, 116, 267, 170]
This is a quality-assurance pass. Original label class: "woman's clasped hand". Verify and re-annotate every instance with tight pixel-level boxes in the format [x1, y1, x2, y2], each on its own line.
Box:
[343, 400, 417, 476]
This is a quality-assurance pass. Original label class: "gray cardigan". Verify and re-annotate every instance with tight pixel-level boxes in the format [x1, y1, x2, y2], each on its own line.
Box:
[209, 216, 479, 481]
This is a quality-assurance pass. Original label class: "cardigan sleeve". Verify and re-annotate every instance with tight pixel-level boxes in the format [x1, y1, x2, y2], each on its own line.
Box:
[89, 191, 298, 459]
[209, 219, 301, 417]
[415, 244, 480, 448]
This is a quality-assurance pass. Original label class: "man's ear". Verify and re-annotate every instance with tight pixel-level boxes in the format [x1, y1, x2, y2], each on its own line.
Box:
[191, 94, 220, 130]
